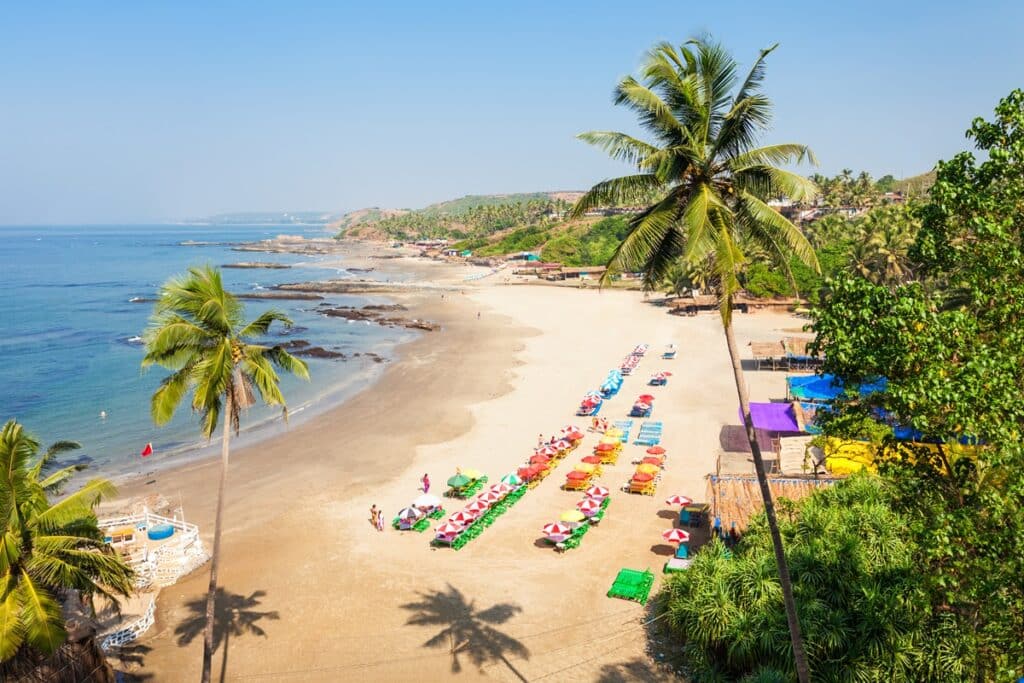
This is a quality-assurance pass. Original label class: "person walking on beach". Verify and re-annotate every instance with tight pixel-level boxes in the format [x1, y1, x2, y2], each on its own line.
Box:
[369, 504, 379, 529]
[422, 473, 430, 493]
[376, 509, 384, 532]
[537, 433, 544, 447]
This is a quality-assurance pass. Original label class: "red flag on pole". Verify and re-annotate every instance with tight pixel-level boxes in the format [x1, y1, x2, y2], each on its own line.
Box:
[141, 443, 153, 457]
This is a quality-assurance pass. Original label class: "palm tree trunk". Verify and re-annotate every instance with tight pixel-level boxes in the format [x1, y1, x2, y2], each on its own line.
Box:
[723, 321, 811, 683]
[201, 392, 232, 683]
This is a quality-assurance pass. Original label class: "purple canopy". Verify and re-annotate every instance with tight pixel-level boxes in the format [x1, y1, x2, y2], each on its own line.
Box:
[742, 402, 801, 432]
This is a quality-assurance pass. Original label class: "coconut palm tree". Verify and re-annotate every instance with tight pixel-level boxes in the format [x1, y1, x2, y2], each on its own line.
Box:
[0, 419, 135, 664]
[142, 265, 309, 683]
[572, 38, 818, 681]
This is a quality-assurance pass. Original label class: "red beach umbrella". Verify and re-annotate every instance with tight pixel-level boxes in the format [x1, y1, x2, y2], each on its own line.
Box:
[585, 485, 610, 499]
[577, 498, 601, 515]
[595, 443, 617, 452]
[581, 455, 603, 465]
[646, 446, 666, 455]
[566, 470, 589, 481]
[542, 522, 572, 537]
[662, 371, 673, 376]
[641, 456, 664, 466]
[662, 528, 691, 544]
[436, 521, 464, 536]
[631, 472, 655, 483]
[449, 510, 477, 525]
[530, 454, 551, 465]
[665, 495, 693, 507]
[638, 394, 655, 403]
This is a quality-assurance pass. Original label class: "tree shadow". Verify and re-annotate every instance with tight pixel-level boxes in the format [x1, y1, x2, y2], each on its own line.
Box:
[401, 584, 530, 682]
[596, 656, 665, 682]
[174, 588, 280, 683]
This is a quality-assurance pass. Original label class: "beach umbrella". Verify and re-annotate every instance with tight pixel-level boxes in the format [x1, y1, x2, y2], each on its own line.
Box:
[396, 507, 420, 521]
[631, 472, 655, 483]
[412, 494, 441, 509]
[466, 499, 490, 514]
[530, 453, 551, 465]
[636, 463, 660, 475]
[560, 509, 585, 523]
[638, 394, 655, 403]
[490, 483, 514, 496]
[447, 473, 471, 488]
[646, 446, 666, 455]
[586, 485, 610, 499]
[641, 456, 664, 466]
[662, 528, 691, 544]
[568, 431, 584, 441]
[553, 439, 572, 451]
[581, 455, 603, 465]
[577, 498, 601, 516]
[661, 371, 673, 376]
[543, 522, 572, 537]
[461, 468, 483, 480]
[500, 473, 522, 486]
[566, 470, 589, 481]
[436, 521, 464, 536]
[479, 490, 503, 505]
[599, 436, 619, 446]
[536, 445, 559, 456]
[574, 463, 596, 474]
[449, 510, 477, 525]
[594, 443, 617, 453]
[665, 495, 693, 507]
[605, 428, 624, 438]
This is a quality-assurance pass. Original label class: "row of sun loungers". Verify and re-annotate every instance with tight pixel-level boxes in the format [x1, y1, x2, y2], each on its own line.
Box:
[433, 481, 528, 550]
[542, 486, 612, 551]
[634, 421, 662, 446]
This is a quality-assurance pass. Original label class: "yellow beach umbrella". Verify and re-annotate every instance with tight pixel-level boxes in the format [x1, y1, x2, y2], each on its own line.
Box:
[560, 509, 585, 523]
[604, 428, 624, 437]
[461, 468, 483, 480]
[574, 463, 596, 474]
[636, 463, 660, 475]
[599, 436, 620, 446]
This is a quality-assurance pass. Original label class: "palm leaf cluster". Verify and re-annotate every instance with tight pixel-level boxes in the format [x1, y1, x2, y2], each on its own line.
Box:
[662, 475, 928, 682]
[142, 265, 309, 436]
[572, 38, 819, 318]
[0, 420, 134, 662]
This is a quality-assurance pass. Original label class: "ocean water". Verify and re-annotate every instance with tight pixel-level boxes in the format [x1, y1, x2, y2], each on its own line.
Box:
[0, 224, 416, 479]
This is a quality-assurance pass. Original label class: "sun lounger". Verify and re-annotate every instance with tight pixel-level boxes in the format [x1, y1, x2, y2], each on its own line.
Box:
[663, 557, 692, 573]
[607, 568, 655, 604]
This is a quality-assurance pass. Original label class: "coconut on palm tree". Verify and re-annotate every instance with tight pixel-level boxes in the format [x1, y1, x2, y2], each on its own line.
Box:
[572, 38, 818, 681]
[142, 265, 309, 683]
[0, 419, 135, 667]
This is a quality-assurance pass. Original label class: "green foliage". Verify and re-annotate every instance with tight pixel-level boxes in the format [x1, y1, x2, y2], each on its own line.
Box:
[808, 90, 1024, 680]
[663, 475, 927, 682]
[0, 420, 134, 664]
[743, 262, 792, 298]
[472, 225, 549, 256]
[142, 265, 310, 437]
[539, 216, 632, 266]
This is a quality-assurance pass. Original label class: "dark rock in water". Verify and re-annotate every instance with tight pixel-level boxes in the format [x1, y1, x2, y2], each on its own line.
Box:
[347, 266, 375, 273]
[362, 303, 407, 312]
[361, 352, 386, 363]
[235, 291, 323, 301]
[222, 262, 291, 269]
[278, 340, 311, 350]
[320, 306, 376, 321]
[292, 346, 346, 359]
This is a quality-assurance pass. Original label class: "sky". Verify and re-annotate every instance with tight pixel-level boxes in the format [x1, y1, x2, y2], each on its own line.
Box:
[1, 1, 1022, 224]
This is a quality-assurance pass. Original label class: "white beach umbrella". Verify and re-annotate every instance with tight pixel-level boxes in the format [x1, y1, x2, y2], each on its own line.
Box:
[412, 494, 441, 508]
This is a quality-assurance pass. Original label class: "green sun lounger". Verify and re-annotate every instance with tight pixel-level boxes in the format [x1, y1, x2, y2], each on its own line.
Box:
[607, 568, 655, 605]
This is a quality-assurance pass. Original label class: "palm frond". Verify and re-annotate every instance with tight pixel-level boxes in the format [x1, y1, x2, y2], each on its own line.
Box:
[15, 574, 65, 655]
[238, 310, 294, 339]
[150, 363, 196, 426]
[576, 131, 658, 166]
[738, 192, 820, 270]
[603, 191, 684, 286]
[730, 144, 817, 169]
[613, 77, 685, 142]
[734, 165, 819, 203]
[263, 346, 310, 381]
[0, 578, 24, 661]
[569, 174, 663, 218]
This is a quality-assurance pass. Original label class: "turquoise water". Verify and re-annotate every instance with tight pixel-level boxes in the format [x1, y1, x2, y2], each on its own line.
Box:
[0, 224, 415, 478]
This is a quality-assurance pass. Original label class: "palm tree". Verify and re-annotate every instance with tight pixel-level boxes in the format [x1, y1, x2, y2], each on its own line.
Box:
[572, 38, 817, 681]
[0, 419, 134, 664]
[142, 265, 309, 683]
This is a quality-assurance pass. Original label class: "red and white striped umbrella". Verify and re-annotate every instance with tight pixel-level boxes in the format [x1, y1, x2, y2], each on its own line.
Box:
[466, 499, 490, 514]
[664, 495, 693, 507]
[536, 445, 559, 457]
[577, 497, 602, 515]
[662, 528, 691, 543]
[553, 439, 572, 451]
[449, 510, 477, 525]
[542, 522, 572, 537]
[585, 485, 610, 499]
[491, 483, 514, 495]
[436, 521, 464, 536]
[478, 490, 502, 505]
[561, 425, 581, 435]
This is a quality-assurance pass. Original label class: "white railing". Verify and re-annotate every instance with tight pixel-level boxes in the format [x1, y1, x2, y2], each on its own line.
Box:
[100, 597, 155, 651]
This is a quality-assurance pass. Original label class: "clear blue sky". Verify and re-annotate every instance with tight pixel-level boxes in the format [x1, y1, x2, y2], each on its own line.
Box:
[2, 1, 1021, 224]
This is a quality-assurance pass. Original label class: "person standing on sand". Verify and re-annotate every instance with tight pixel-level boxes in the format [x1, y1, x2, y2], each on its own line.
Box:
[422, 473, 430, 493]
[376, 509, 384, 532]
[369, 504, 378, 529]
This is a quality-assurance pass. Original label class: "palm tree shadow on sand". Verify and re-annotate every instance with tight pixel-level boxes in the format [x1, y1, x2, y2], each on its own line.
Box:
[174, 588, 280, 683]
[401, 584, 530, 682]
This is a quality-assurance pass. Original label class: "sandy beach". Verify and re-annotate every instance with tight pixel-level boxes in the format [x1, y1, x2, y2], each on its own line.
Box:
[106, 260, 803, 682]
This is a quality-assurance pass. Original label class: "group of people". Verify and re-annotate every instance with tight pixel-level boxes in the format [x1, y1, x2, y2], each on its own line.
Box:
[369, 473, 431, 532]
[590, 417, 609, 432]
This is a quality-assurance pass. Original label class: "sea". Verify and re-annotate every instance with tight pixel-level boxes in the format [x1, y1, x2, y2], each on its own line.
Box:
[0, 224, 417, 480]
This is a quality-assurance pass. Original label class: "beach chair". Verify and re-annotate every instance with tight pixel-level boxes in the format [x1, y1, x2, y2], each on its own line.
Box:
[607, 568, 655, 604]
[563, 477, 592, 492]
[663, 557, 691, 574]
